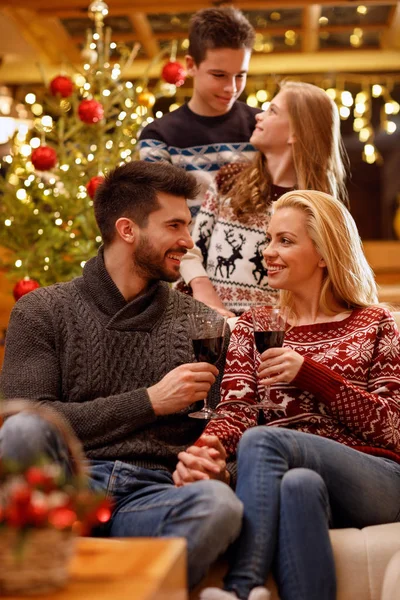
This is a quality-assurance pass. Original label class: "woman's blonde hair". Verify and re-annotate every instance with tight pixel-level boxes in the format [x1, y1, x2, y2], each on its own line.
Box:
[273, 190, 378, 316]
[228, 81, 349, 222]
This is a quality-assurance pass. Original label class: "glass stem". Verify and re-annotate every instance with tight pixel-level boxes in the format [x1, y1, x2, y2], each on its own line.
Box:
[203, 393, 211, 412]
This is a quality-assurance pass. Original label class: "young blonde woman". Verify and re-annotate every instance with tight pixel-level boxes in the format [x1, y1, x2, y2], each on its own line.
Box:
[174, 191, 400, 600]
[179, 81, 349, 316]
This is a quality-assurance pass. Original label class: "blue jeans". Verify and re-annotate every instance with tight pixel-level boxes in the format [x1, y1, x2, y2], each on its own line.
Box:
[225, 427, 400, 600]
[0, 414, 243, 589]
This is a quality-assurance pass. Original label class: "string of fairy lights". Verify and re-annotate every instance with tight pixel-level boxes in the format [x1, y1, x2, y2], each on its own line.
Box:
[3, 77, 400, 182]
[2, 4, 400, 173]
[242, 76, 400, 165]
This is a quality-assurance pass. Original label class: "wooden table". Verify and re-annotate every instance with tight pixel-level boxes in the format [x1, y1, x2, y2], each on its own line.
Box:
[4, 537, 188, 600]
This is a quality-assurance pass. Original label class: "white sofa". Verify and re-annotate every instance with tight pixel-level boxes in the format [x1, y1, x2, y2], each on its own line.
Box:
[381, 549, 400, 600]
[191, 523, 400, 600]
[191, 313, 400, 600]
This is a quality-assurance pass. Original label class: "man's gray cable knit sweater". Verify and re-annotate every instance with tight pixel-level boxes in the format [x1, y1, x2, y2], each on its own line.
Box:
[0, 250, 229, 474]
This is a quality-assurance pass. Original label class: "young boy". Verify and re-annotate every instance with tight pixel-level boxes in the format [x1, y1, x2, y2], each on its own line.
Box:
[138, 6, 260, 221]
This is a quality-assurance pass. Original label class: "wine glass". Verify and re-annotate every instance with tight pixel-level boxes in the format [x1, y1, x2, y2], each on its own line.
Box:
[187, 312, 227, 420]
[251, 305, 286, 408]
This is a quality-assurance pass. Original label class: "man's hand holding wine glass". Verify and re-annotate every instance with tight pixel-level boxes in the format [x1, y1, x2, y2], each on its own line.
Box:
[148, 362, 219, 416]
[258, 347, 304, 385]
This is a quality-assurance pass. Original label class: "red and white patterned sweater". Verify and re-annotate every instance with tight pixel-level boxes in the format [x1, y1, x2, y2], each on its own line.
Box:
[205, 306, 400, 464]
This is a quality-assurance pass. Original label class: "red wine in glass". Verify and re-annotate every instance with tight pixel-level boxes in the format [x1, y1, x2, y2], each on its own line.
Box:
[188, 313, 227, 420]
[254, 330, 285, 354]
[193, 336, 224, 365]
[251, 306, 286, 409]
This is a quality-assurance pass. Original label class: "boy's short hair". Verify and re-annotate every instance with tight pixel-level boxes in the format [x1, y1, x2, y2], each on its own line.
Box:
[94, 161, 198, 245]
[188, 7, 255, 65]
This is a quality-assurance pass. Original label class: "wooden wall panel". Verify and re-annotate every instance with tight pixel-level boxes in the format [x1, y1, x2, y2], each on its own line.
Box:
[0, 268, 14, 368]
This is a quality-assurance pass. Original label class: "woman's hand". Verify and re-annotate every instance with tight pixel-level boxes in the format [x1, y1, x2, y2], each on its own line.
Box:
[172, 435, 230, 487]
[258, 347, 304, 385]
[190, 277, 235, 318]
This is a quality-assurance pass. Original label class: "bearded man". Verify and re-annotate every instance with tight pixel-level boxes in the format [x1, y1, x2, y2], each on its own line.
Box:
[0, 160, 242, 590]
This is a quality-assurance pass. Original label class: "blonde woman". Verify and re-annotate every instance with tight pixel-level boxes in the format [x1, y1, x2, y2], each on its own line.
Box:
[180, 81, 349, 316]
[175, 191, 400, 600]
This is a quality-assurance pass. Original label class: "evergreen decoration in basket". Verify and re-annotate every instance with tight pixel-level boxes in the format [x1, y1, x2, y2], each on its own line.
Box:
[0, 401, 112, 596]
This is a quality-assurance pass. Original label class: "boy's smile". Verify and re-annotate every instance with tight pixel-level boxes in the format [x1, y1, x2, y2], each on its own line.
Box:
[187, 48, 251, 117]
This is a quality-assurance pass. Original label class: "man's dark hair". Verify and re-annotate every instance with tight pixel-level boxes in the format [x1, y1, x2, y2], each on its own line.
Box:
[188, 7, 255, 65]
[94, 160, 198, 245]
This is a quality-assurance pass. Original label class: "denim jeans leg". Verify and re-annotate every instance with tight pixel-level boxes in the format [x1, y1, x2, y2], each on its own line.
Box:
[224, 426, 400, 600]
[157, 479, 243, 588]
[91, 461, 243, 589]
[276, 468, 336, 600]
[224, 427, 282, 600]
[0, 413, 72, 474]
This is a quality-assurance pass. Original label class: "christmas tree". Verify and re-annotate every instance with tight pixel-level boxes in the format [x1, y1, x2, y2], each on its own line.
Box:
[0, 0, 181, 298]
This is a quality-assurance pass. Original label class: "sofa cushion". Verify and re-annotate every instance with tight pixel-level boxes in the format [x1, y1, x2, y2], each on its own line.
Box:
[381, 549, 400, 600]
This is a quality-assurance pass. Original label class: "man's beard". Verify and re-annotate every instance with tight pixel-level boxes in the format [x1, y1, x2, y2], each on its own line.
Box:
[132, 234, 184, 283]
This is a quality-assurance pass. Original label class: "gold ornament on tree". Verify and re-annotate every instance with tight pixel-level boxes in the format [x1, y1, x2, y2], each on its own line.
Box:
[137, 90, 156, 109]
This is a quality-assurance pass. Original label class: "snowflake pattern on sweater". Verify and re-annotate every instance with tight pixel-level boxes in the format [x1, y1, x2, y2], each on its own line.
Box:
[138, 102, 259, 220]
[205, 306, 400, 464]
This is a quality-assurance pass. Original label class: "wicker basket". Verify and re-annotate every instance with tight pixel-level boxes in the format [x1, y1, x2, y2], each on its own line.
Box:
[0, 400, 87, 596]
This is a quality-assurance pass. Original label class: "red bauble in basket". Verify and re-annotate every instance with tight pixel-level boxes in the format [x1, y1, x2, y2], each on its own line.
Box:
[86, 175, 105, 199]
[78, 99, 104, 124]
[13, 278, 40, 301]
[49, 76, 74, 98]
[161, 61, 186, 87]
[31, 146, 57, 171]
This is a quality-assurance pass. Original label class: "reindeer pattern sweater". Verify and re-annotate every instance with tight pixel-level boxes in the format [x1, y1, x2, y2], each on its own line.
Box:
[188, 165, 290, 313]
[205, 306, 400, 463]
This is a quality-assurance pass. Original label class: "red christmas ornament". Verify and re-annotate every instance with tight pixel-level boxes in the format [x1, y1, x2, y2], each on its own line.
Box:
[95, 499, 112, 524]
[31, 146, 57, 171]
[161, 61, 186, 87]
[86, 175, 105, 199]
[13, 278, 40, 301]
[78, 99, 104, 124]
[48, 507, 77, 530]
[49, 75, 74, 98]
[25, 466, 55, 490]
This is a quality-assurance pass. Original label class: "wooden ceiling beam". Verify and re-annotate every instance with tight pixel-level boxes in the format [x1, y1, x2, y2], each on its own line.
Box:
[1, 7, 52, 63]
[302, 4, 321, 52]
[2, 7, 81, 65]
[128, 12, 160, 58]
[381, 1, 400, 49]
[3, 0, 208, 10]
[1, 49, 400, 84]
[2, 0, 397, 6]
[14, 0, 397, 18]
